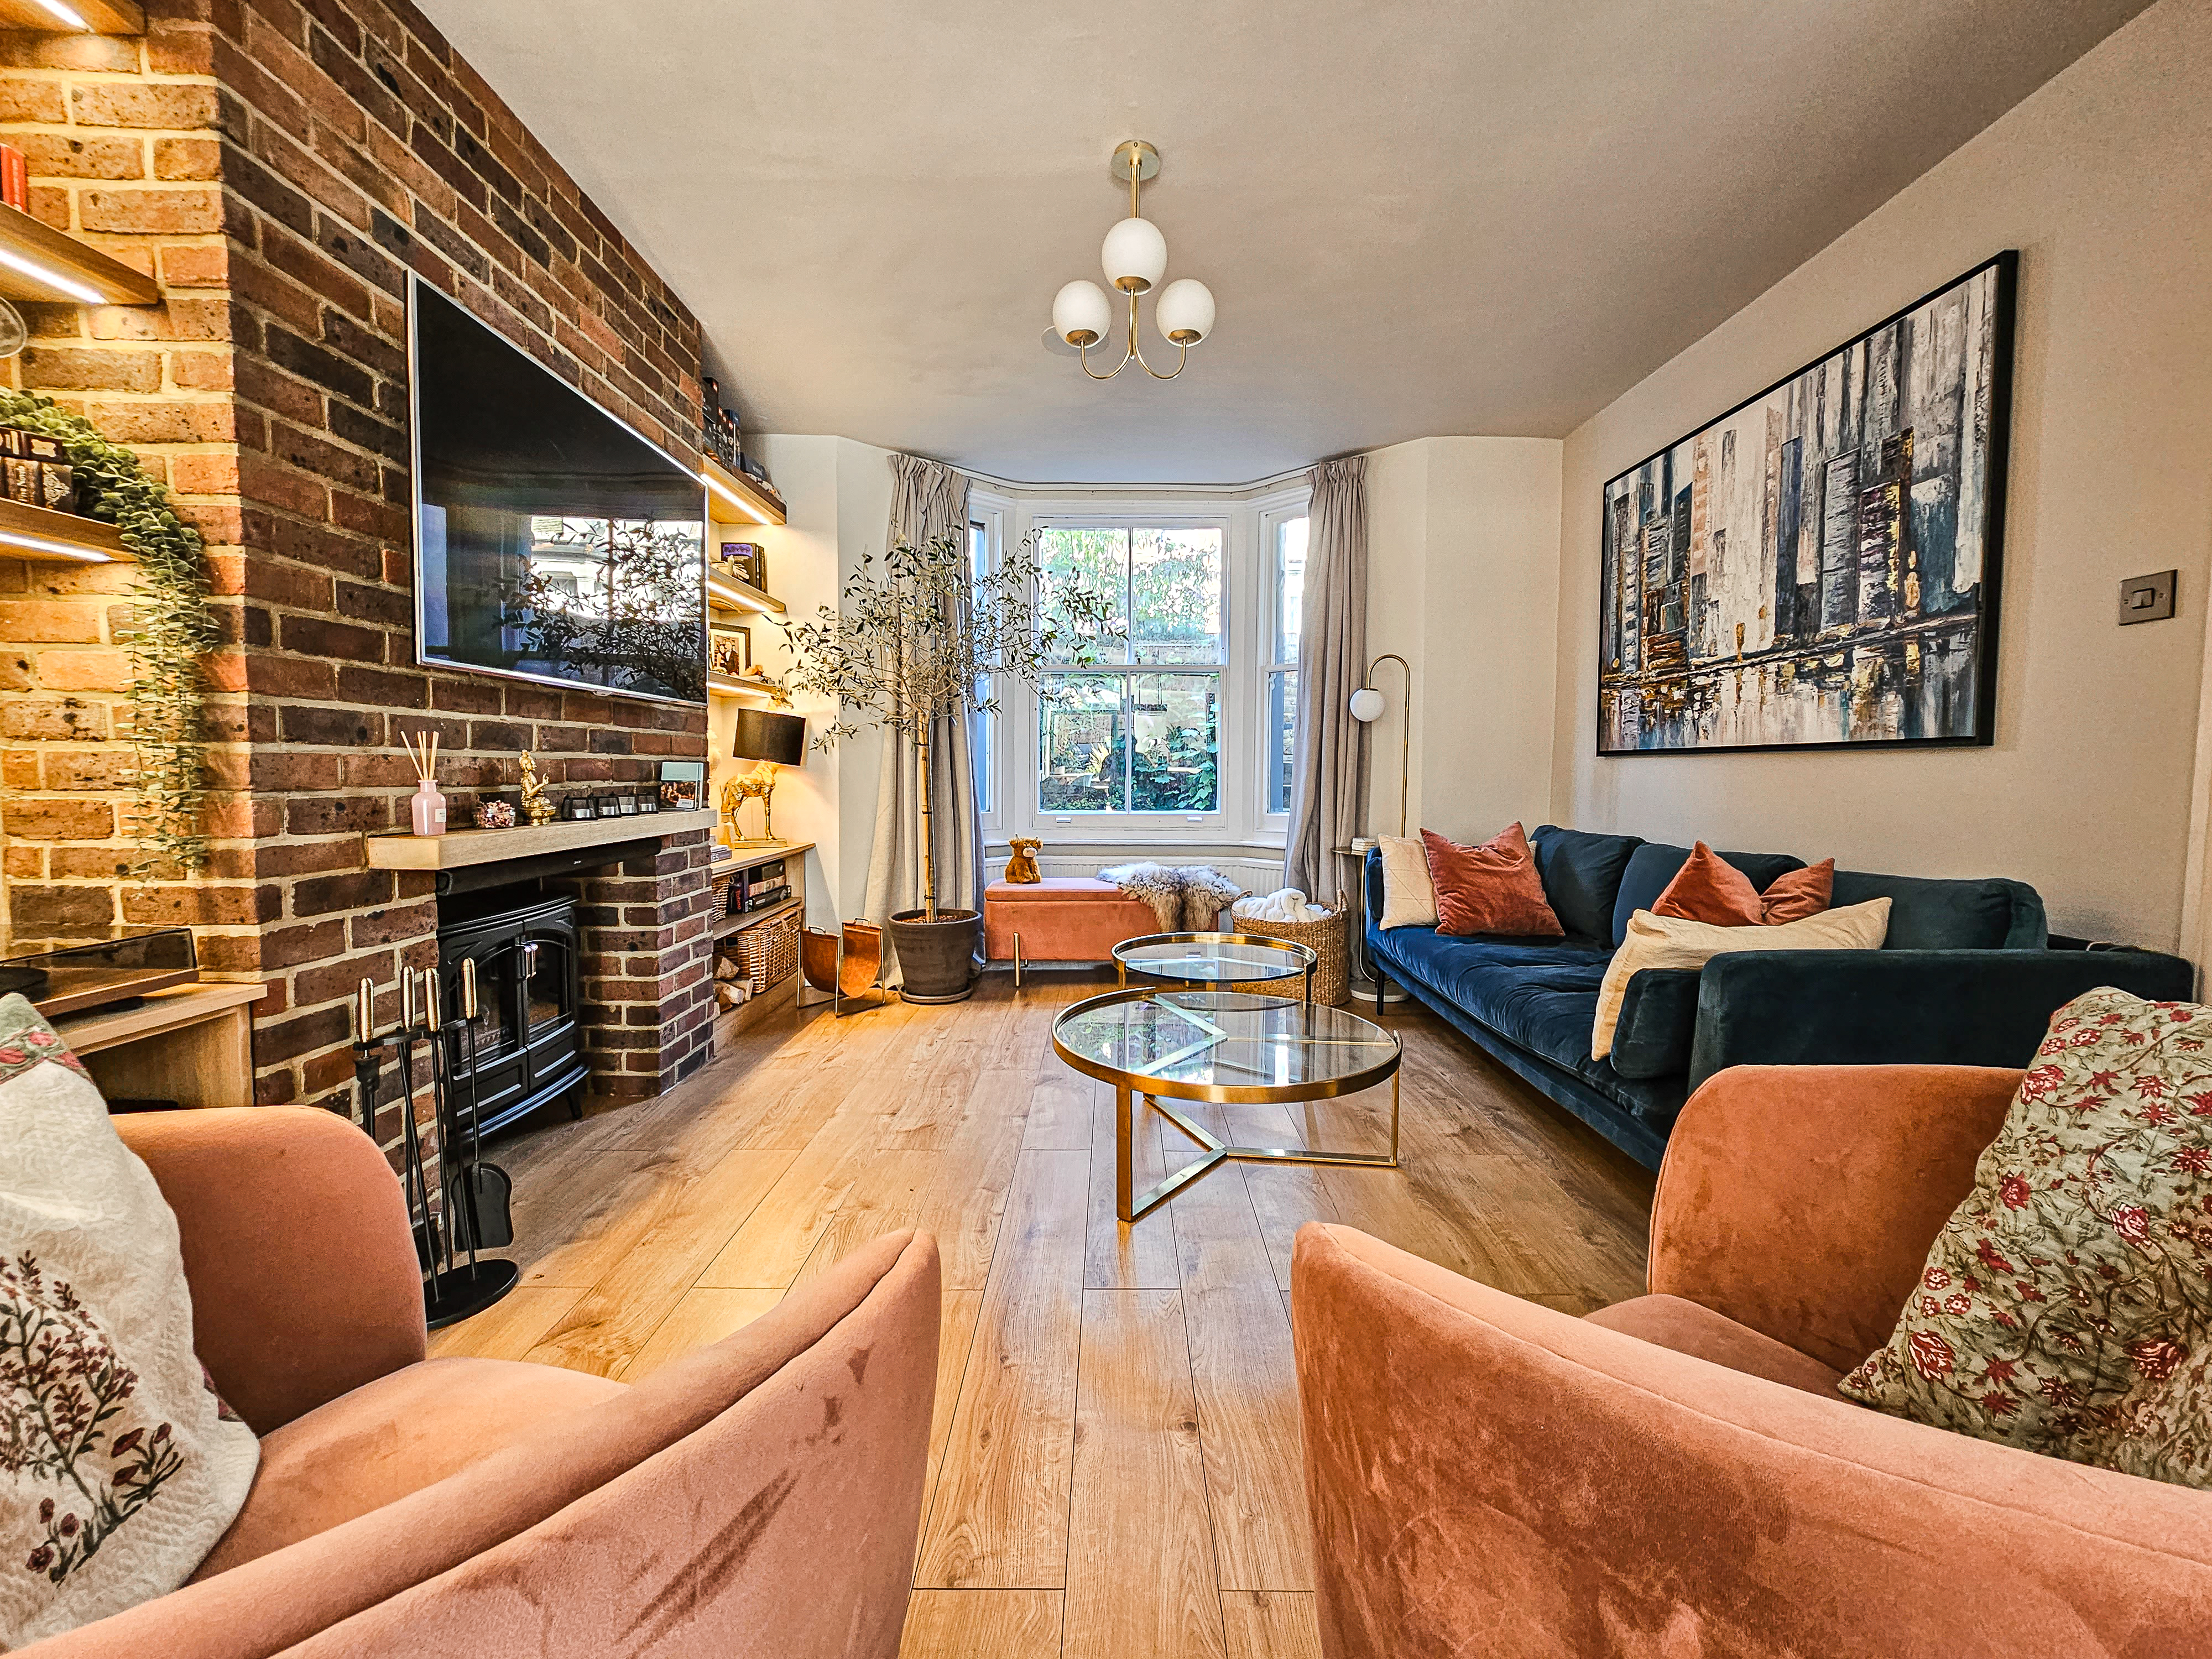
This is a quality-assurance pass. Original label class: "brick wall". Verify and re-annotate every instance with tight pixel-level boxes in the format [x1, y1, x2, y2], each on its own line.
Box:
[0, 0, 717, 1135]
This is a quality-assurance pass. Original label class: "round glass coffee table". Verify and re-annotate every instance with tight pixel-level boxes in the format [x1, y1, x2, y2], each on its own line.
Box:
[1052, 987, 1401, 1223]
[1113, 931, 1319, 1014]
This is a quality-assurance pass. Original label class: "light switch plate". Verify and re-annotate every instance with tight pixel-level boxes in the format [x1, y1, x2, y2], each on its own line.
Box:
[2120, 569, 2177, 625]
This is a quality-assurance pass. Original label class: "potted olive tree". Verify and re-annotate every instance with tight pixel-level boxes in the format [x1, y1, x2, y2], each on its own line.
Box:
[779, 533, 1117, 1003]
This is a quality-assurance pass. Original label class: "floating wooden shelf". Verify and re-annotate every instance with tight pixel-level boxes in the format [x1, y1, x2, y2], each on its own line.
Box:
[0, 0, 145, 35]
[706, 672, 789, 704]
[702, 455, 786, 526]
[711, 896, 802, 941]
[0, 202, 160, 305]
[363, 808, 720, 871]
[0, 497, 132, 563]
[706, 573, 783, 616]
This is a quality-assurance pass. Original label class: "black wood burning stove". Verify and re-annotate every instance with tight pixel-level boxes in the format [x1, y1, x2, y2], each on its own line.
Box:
[434, 888, 587, 1136]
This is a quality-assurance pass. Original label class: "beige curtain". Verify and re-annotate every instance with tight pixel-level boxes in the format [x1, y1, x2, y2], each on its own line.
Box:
[1284, 456, 1369, 896]
[865, 455, 979, 979]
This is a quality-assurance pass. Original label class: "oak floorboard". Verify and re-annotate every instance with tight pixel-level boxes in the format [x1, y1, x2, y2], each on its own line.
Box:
[425, 1284, 583, 1362]
[621, 1286, 782, 1381]
[1220, 1590, 1324, 1659]
[914, 1149, 1089, 1589]
[520, 1147, 795, 1377]
[1183, 1286, 1312, 1592]
[1084, 1084, 1181, 1290]
[915, 1288, 987, 1565]
[693, 1100, 898, 1288]
[899, 1589, 1062, 1659]
[1062, 1288, 1226, 1659]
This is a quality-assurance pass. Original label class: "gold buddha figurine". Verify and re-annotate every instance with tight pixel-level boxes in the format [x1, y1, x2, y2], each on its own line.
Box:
[518, 751, 554, 826]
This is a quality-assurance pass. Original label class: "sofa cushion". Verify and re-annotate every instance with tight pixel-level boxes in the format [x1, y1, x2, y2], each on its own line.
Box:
[1585, 1295, 1844, 1399]
[1528, 825, 1642, 943]
[1612, 843, 1807, 945]
[1422, 824, 1563, 938]
[1842, 988, 2212, 1488]
[1828, 869, 2047, 949]
[193, 1357, 628, 1580]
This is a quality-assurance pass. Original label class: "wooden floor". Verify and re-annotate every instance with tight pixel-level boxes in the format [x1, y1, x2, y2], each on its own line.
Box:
[430, 972, 1655, 1658]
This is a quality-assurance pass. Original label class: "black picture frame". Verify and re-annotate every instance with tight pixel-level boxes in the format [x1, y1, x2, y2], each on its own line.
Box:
[1597, 249, 2017, 758]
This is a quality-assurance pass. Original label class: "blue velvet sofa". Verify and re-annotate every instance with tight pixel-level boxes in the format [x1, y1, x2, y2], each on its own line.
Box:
[1364, 827, 2194, 1170]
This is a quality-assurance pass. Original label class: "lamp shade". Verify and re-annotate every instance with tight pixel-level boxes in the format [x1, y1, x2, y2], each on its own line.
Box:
[733, 708, 806, 766]
[1052, 279, 1113, 346]
[1348, 686, 1386, 722]
[1100, 215, 1167, 294]
[1155, 278, 1214, 344]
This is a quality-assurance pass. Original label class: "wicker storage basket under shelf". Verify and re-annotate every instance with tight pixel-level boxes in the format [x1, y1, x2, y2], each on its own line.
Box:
[727, 906, 799, 989]
[1228, 902, 1350, 1006]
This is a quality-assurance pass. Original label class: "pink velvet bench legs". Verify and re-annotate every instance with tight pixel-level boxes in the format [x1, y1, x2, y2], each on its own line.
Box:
[984, 878, 1160, 986]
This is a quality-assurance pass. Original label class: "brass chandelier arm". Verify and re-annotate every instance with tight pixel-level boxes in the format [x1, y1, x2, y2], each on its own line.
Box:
[1076, 290, 1190, 382]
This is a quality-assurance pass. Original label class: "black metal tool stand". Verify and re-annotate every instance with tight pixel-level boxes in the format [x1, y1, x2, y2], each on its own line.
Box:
[353, 972, 517, 1331]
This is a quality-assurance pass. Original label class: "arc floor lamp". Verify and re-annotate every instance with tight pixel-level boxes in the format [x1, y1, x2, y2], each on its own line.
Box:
[1347, 653, 1411, 1002]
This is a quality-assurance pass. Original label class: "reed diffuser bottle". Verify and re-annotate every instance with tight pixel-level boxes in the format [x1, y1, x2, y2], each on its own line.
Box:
[403, 729, 446, 836]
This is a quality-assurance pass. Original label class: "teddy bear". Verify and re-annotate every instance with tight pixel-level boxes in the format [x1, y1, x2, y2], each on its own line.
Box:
[1003, 837, 1043, 884]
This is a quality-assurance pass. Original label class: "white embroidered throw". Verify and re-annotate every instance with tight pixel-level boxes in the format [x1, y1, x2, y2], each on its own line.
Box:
[0, 994, 258, 1647]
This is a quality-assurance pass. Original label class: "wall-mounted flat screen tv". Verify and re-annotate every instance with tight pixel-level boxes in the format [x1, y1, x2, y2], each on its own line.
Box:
[409, 278, 705, 705]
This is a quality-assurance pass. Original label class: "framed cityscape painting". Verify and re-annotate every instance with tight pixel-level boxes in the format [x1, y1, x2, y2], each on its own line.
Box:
[1598, 251, 2016, 756]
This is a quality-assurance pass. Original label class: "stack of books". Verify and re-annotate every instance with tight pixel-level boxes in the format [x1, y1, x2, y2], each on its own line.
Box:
[732, 859, 790, 915]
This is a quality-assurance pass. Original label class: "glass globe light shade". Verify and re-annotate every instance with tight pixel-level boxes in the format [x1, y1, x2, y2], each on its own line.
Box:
[1100, 216, 1167, 294]
[1051, 279, 1114, 347]
[1155, 278, 1215, 345]
[1348, 686, 1386, 722]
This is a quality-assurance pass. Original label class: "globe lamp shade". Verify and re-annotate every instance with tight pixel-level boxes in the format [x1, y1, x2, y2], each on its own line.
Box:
[1155, 278, 1215, 345]
[1348, 686, 1386, 723]
[1100, 216, 1167, 294]
[1052, 279, 1113, 347]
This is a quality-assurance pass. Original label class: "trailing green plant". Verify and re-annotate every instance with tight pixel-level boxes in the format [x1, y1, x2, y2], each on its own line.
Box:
[0, 391, 220, 874]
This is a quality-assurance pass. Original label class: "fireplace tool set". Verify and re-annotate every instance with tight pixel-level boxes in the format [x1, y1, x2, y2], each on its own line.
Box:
[353, 959, 519, 1328]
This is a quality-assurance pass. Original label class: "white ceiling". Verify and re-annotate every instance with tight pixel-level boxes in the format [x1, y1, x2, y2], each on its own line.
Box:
[418, 0, 2149, 484]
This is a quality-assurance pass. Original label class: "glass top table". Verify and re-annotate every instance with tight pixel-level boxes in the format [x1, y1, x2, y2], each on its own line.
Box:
[1052, 988, 1402, 1223]
[1112, 931, 1319, 1012]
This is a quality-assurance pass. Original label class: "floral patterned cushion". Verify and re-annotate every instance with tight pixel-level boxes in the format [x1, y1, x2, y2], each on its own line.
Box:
[1840, 987, 2212, 1486]
[0, 994, 258, 1645]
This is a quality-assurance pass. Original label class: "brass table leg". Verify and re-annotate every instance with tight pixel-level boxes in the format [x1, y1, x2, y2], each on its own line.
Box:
[1114, 1072, 1400, 1224]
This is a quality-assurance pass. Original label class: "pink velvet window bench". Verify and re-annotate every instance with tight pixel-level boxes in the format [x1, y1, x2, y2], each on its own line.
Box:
[984, 878, 1158, 985]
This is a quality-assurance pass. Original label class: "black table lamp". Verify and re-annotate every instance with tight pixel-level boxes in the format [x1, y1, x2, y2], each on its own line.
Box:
[725, 708, 807, 845]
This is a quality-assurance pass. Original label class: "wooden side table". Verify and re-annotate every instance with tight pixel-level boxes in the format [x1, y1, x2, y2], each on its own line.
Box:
[53, 981, 262, 1110]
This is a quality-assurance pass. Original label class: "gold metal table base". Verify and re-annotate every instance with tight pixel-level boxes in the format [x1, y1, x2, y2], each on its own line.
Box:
[1115, 1071, 1400, 1224]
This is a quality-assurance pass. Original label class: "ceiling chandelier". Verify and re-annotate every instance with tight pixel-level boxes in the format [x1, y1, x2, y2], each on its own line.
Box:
[1050, 139, 1215, 381]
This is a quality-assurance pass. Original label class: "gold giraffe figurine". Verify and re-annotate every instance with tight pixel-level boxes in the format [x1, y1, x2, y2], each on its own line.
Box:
[518, 750, 554, 826]
[721, 764, 780, 844]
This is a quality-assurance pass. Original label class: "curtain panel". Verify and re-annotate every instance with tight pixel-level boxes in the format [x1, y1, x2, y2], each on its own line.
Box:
[1284, 455, 1369, 899]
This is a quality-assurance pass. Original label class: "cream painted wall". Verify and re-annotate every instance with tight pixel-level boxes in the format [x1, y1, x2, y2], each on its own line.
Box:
[735, 434, 896, 928]
[1549, 0, 2212, 949]
[1364, 436, 1563, 846]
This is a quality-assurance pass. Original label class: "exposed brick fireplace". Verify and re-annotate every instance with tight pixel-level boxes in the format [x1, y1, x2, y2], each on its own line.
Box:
[0, 1, 717, 1149]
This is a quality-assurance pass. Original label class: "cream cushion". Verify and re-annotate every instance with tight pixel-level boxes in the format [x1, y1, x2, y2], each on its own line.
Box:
[1376, 836, 1438, 930]
[1591, 899, 1893, 1059]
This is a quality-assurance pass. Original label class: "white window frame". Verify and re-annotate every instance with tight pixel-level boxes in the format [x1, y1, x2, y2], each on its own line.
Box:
[969, 492, 1009, 838]
[981, 481, 1311, 861]
[1256, 494, 1311, 831]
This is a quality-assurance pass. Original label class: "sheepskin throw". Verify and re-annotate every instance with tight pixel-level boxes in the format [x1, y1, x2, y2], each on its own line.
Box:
[1098, 863, 1246, 932]
[0, 995, 259, 1647]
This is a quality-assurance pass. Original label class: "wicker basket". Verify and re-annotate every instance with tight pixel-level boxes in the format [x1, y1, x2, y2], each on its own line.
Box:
[728, 907, 800, 989]
[708, 869, 738, 916]
[1228, 901, 1351, 1006]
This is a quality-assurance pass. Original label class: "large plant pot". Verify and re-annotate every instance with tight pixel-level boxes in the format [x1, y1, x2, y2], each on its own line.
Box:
[889, 907, 979, 1004]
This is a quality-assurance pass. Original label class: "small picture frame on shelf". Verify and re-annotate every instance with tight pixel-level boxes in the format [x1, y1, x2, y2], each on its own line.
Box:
[709, 624, 750, 679]
[718, 542, 766, 590]
[659, 759, 705, 811]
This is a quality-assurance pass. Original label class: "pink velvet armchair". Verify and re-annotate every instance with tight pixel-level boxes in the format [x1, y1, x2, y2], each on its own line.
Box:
[1292, 1065, 2212, 1657]
[27, 1107, 939, 1659]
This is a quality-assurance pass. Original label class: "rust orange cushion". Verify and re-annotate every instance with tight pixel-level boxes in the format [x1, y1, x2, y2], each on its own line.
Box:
[1420, 824, 1563, 938]
[1653, 842, 1833, 927]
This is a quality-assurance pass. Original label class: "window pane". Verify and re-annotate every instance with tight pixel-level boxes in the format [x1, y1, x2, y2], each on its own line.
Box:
[1039, 526, 1129, 664]
[1274, 516, 1308, 665]
[1130, 528, 1223, 664]
[1267, 667, 1297, 813]
[1039, 673, 1125, 812]
[971, 521, 994, 813]
[1130, 672, 1219, 812]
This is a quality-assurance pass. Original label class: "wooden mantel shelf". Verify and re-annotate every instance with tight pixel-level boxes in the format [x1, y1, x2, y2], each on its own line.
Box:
[364, 808, 720, 871]
[0, 201, 160, 305]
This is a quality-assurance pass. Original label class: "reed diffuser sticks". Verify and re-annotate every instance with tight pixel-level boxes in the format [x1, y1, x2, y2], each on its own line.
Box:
[403, 728, 448, 836]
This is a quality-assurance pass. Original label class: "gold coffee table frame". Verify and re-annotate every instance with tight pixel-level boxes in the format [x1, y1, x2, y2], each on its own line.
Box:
[1052, 985, 1402, 1223]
